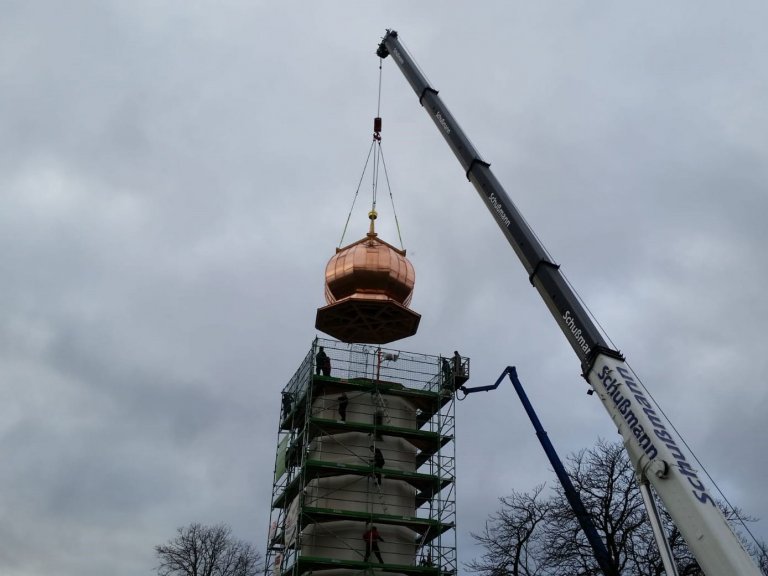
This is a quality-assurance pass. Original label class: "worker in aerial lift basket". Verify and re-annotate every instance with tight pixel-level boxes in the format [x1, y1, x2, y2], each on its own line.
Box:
[452, 351, 463, 376]
[362, 524, 385, 563]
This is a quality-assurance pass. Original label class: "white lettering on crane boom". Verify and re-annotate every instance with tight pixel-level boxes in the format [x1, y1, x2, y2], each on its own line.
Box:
[435, 111, 451, 134]
[563, 310, 591, 356]
[488, 194, 511, 228]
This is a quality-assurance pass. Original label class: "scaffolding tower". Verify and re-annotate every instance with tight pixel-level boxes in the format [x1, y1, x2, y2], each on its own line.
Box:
[265, 337, 468, 576]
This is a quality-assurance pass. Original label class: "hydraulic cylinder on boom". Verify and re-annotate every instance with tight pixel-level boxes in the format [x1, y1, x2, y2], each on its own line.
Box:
[376, 29, 761, 576]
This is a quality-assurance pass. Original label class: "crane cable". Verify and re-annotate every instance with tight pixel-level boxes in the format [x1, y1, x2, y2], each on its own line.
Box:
[339, 58, 405, 249]
[379, 146, 405, 249]
[371, 59, 382, 214]
[338, 142, 375, 248]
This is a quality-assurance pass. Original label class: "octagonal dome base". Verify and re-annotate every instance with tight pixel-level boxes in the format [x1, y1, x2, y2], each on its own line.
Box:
[315, 297, 421, 344]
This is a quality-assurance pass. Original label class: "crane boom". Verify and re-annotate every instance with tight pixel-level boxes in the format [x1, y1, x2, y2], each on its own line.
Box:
[377, 29, 761, 576]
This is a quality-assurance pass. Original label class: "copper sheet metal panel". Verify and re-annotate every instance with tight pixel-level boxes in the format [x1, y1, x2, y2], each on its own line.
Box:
[316, 232, 419, 344]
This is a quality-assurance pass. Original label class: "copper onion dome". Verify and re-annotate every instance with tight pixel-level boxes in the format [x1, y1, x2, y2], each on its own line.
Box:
[315, 211, 420, 344]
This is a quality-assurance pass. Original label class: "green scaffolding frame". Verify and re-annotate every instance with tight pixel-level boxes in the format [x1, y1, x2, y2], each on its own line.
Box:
[264, 338, 466, 576]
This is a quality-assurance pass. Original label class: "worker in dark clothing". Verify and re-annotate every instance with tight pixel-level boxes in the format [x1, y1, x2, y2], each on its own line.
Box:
[373, 408, 384, 440]
[338, 392, 349, 422]
[362, 525, 384, 563]
[285, 442, 297, 468]
[370, 445, 385, 485]
[281, 393, 292, 416]
[441, 358, 452, 386]
[452, 351, 463, 376]
[316, 346, 331, 376]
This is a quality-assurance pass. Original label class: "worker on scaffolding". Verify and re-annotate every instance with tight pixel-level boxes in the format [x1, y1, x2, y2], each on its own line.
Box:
[338, 391, 349, 422]
[316, 346, 331, 376]
[281, 392, 292, 417]
[362, 524, 385, 563]
[370, 445, 385, 485]
[441, 358, 452, 387]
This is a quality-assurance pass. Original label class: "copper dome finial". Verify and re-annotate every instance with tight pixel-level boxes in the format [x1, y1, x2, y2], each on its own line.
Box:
[315, 217, 420, 344]
[367, 209, 378, 237]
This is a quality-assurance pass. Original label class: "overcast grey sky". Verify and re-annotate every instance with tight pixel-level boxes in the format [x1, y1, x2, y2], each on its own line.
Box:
[2, 2, 767, 575]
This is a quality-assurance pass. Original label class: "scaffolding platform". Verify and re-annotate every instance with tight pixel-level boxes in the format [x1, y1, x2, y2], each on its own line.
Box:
[282, 555, 450, 576]
[281, 375, 455, 431]
[273, 459, 453, 510]
[301, 507, 454, 541]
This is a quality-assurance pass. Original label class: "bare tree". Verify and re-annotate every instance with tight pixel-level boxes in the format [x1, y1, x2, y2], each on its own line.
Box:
[468, 485, 552, 576]
[155, 523, 262, 576]
[543, 441, 646, 575]
[469, 439, 767, 576]
[758, 544, 768, 574]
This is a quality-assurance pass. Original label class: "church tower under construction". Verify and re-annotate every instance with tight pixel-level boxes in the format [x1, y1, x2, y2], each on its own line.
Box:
[265, 338, 467, 576]
[264, 211, 468, 576]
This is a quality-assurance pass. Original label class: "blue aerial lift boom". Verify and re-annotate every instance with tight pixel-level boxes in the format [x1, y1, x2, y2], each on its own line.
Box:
[460, 367, 619, 576]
